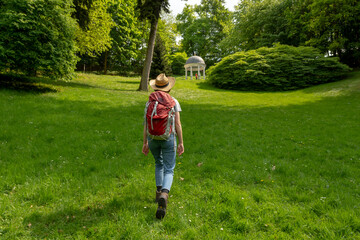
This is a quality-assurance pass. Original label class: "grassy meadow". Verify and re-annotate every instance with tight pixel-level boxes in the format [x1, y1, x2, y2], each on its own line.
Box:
[0, 72, 360, 239]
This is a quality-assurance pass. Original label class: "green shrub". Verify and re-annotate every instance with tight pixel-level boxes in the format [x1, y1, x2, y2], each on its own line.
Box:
[0, 0, 77, 79]
[169, 52, 188, 75]
[207, 44, 351, 91]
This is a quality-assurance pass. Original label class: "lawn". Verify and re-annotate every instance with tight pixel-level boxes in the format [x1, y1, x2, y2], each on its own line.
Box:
[0, 72, 359, 239]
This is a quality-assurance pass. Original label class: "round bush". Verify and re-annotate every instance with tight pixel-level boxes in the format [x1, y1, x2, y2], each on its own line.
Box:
[207, 44, 351, 91]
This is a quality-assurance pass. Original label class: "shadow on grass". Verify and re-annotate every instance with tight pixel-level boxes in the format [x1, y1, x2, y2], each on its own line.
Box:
[196, 81, 284, 95]
[37, 78, 98, 89]
[23, 195, 157, 238]
[196, 81, 249, 93]
[35, 75, 140, 91]
[117, 80, 139, 84]
[196, 70, 360, 95]
[0, 74, 57, 94]
[0, 74, 140, 93]
[0, 74, 101, 93]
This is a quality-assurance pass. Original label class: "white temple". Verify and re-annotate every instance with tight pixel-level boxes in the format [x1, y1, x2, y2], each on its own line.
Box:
[184, 56, 206, 80]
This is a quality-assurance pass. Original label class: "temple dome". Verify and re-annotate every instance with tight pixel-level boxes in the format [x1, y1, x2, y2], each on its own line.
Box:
[186, 56, 205, 65]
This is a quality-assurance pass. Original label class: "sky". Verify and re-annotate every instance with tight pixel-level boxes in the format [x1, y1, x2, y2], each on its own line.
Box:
[168, 0, 238, 16]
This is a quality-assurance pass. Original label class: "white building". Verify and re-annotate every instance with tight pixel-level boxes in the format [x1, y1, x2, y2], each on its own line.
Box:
[184, 56, 206, 80]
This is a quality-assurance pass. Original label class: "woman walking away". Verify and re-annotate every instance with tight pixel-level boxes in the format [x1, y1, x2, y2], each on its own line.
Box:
[142, 73, 184, 219]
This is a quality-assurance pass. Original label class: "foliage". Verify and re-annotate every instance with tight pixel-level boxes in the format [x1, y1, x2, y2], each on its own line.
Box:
[75, 0, 146, 75]
[223, 0, 360, 67]
[1, 72, 360, 238]
[75, 0, 115, 56]
[0, 0, 77, 79]
[207, 44, 351, 91]
[136, 0, 170, 23]
[169, 52, 188, 75]
[176, 0, 232, 66]
[150, 33, 172, 78]
[305, 0, 360, 67]
[72, 0, 94, 30]
[157, 15, 180, 54]
[221, 0, 295, 53]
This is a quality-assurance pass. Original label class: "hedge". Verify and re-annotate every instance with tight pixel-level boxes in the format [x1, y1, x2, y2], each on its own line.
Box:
[207, 44, 351, 91]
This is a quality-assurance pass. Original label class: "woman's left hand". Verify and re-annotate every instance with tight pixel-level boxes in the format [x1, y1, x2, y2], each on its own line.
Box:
[177, 143, 184, 156]
[142, 143, 149, 155]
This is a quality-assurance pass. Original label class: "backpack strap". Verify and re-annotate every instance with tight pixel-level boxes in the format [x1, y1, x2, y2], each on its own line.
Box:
[164, 107, 175, 136]
[150, 101, 158, 130]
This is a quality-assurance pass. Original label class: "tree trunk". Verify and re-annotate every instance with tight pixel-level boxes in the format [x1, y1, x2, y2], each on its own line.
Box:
[138, 19, 158, 91]
[104, 51, 108, 75]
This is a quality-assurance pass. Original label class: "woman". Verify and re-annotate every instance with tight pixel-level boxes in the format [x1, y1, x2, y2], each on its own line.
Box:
[142, 73, 184, 219]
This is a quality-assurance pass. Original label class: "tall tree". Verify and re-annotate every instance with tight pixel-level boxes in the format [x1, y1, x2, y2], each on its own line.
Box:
[176, 0, 232, 66]
[221, 0, 296, 54]
[136, 0, 170, 91]
[150, 33, 172, 78]
[157, 15, 180, 54]
[104, 0, 142, 74]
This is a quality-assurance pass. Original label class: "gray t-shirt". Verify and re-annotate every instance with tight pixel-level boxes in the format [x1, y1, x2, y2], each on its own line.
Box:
[172, 97, 182, 112]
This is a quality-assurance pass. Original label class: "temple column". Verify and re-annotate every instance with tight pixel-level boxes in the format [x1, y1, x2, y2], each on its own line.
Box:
[197, 65, 200, 80]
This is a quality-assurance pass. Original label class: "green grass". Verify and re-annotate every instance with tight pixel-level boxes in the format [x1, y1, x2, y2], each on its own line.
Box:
[0, 72, 359, 239]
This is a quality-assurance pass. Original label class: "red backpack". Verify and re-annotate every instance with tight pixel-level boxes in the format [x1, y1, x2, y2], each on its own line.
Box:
[145, 91, 176, 140]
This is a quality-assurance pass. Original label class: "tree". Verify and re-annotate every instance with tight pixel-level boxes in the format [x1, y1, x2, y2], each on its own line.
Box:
[72, 0, 94, 30]
[221, 0, 298, 54]
[75, 0, 115, 56]
[169, 52, 187, 75]
[136, 0, 170, 91]
[0, 0, 77, 79]
[305, 0, 360, 67]
[104, 0, 142, 74]
[150, 33, 172, 78]
[157, 14, 181, 54]
[176, 0, 232, 66]
[223, 0, 360, 67]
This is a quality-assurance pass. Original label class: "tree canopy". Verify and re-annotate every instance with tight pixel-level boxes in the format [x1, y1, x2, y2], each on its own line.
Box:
[75, 0, 115, 56]
[150, 33, 172, 78]
[222, 0, 360, 67]
[106, 0, 142, 73]
[176, 0, 232, 66]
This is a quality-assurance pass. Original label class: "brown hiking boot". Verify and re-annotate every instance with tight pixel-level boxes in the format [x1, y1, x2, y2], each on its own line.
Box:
[155, 191, 161, 202]
[156, 192, 168, 219]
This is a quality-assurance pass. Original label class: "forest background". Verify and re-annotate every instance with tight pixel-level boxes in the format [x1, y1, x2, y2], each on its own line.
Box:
[0, 0, 359, 82]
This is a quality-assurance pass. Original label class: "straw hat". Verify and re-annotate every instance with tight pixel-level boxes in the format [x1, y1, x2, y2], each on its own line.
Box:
[149, 73, 175, 92]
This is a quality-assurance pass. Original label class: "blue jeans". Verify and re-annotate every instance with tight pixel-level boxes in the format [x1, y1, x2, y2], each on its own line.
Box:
[148, 134, 177, 191]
